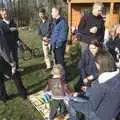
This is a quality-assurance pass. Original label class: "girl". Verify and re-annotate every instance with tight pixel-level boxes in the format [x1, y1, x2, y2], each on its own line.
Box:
[78, 40, 101, 91]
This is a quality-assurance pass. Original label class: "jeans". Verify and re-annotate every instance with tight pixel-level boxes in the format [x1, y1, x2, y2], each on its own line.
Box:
[65, 96, 101, 120]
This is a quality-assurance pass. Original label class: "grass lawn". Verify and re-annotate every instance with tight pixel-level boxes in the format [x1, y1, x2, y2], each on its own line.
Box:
[0, 29, 81, 120]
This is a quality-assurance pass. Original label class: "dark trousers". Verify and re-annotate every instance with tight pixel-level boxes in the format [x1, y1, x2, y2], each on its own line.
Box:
[53, 44, 66, 67]
[0, 74, 7, 98]
[10, 44, 19, 69]
[0, 71, 26, 99]
[12, 71, 26, 95]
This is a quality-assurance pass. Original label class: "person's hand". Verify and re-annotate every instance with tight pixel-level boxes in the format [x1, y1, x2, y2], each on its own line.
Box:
[83, 78, 88, 85]
[44, 40, 49, 46]
[87, 75, 94, 81]
[73, 92, 78, 97]
[89, 26, 98, 34]
[116, 62, 120, 68]
[81, 86, 87, 92]
[43, 37, 49, 46]
[42, 37, 47, 40]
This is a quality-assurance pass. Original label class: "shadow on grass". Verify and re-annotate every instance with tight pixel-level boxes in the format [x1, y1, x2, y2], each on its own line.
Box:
[66, 59, 79, 82]
[65, 42, 81, 90]
[21, 63, 46, 76]
[27, 75, 51, 95]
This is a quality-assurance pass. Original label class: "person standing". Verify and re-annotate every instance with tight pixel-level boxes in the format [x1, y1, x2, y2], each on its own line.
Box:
[38, 8, 51, 70]
[0, 8, 19, 69]
[51, 6, 68, 68]
[0, 12, 27, 101]
[78, 2, 105, 53]
[0, 25, 27, 101]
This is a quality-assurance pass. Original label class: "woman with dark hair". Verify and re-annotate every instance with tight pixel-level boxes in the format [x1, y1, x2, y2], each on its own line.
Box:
[77, 39, 100, 91]
[67, 50, 120, 120]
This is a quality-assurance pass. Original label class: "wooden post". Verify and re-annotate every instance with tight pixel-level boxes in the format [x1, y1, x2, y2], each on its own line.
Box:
[68, 0, 72, 44]
[110, 2, 114, 28]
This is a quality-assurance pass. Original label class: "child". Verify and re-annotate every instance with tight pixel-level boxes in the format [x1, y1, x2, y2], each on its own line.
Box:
[44, 64, 73, 120]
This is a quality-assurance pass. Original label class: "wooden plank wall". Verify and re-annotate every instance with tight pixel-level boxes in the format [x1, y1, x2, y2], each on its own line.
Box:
[70, 3, 119, 28]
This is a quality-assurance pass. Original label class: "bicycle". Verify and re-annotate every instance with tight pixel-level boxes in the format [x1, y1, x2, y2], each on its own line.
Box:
[18, 39, 41, 61]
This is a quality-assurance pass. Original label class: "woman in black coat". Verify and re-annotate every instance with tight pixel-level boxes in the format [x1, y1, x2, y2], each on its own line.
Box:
[0, 16, 27, 101]
[1, 9, 19, 69]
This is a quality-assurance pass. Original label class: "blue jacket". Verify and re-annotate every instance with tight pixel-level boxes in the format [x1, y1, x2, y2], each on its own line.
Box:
[51, 17, 68, 49]
[87, 73, 120, 120]
[78, 48, 98, 80]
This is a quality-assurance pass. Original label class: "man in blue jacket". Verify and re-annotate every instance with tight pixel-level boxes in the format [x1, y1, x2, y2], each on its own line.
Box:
[51, 6, 68, 68]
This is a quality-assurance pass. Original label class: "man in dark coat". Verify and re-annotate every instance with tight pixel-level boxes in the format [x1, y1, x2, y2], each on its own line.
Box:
[0, 15, 27, 101]
[78, 2, 105, 53]
[1, 9, 19, 69]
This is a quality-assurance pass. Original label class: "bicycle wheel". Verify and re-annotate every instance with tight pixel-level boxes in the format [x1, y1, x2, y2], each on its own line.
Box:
[22, 49, 32, 61]
[32, 48, 41, 57]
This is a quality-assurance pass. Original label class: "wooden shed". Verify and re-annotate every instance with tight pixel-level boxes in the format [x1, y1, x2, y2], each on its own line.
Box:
[67, 0, 120, 43]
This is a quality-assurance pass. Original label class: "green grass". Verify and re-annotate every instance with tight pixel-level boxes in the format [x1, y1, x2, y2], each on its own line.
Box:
[0, 29, 81, 120]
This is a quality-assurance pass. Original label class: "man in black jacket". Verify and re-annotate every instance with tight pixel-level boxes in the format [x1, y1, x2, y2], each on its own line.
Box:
[0, 14, 27, 101]
[78, 2, 105, 53]
[1, 9, 19, 69]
